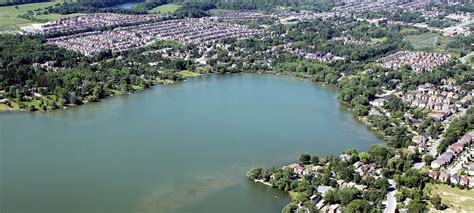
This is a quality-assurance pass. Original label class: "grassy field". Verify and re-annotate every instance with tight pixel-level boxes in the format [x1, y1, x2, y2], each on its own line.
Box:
[404, 32, 439, 49]
[34, 12, 81, 21]
[0, 1, 77, 31]
[371, 37, 387, 43]
[149, 3, 180, 14]
[0, 103, 11, 111]
[0, 1, 58, 31]
[178, 71, 201, 78]
[427, 183, 474, 212]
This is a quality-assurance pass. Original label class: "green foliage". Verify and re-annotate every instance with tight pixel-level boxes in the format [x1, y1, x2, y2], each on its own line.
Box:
[385, 95, 405, 112]
[299, 154, 311, 164]
[367, 144, 394, 167]
[246, 166, 268, 180]
[310, 155, 319, 165]
[430, 194, 447, 210]
[324, 188, 362, 205]
[0, 0, 49, 6]
[437, 108, 474, 154]
[407, 200, 426, 213]
[173, 2, 215, 18]
[345, 199, 371, 213]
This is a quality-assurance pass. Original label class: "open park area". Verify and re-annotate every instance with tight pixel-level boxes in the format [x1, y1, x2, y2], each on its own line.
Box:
[427, 183, 474, 212]
[404, 32, 439, 49]
[149, 3, 180, 14]
[0, 0, 81, 32]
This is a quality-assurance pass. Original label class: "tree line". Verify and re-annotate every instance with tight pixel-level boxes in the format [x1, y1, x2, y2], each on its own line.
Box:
[0, 0, 49, 7]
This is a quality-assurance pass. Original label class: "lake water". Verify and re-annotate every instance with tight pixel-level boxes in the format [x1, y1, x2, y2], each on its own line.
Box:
[0, 74, 383, 213]
[111, 2, 140, 9]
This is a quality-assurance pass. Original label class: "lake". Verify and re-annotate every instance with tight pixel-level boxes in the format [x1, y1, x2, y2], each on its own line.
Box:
[111, 2, 140, 9]
[0, 74, 383, 213]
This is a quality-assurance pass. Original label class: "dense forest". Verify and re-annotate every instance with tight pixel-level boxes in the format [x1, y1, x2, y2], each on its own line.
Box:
[172, 0, 334, 11]
[45, 0, 334, 15]
[0, 0, 49, 6]
[0, 35, 190, 111]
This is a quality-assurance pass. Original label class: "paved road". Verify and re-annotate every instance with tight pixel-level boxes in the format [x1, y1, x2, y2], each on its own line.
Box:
[427, 108, 468, 157]
[442, 19, 474, 33]
[384, 179, 397, 213]
[460, 51, 474, 64]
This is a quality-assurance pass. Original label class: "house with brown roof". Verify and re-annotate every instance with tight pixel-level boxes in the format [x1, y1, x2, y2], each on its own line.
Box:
[428, 170, 439, 179]
[439, 172, 450, 182]
[460, 176, 469, 186]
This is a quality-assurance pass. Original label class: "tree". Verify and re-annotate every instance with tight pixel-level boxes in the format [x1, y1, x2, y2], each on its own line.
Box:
[311, 156, 320, 165]
[408, 201, 426, 213]
[368, 144, 394, 167]
[358, 152, 370, 163]
[430, 194, 446, 210]
[246, 166, 268, 180]
[300, 154, 311, 164]
[324, 189, 339, 204]
[15, 89, 23, 102]
[423, 154, 435, 164]
[345, 199, 371, 213]
[385, 95, 405, 112]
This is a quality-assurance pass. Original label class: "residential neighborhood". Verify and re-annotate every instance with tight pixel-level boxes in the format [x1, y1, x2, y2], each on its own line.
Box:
[377, 51, 452, 73]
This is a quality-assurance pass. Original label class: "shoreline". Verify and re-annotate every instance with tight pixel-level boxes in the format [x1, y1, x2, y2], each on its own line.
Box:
[0, 77, 178, 113]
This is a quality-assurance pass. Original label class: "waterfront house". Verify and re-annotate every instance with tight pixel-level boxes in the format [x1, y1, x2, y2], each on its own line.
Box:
[303, 168, 313, 176]
[293, 165, 305, 175]
[353, 161, 363, 169]
[339, 154, 352, 162]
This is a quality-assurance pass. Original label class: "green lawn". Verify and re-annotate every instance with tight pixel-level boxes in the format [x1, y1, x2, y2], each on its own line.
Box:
[178, 71, 201, 78]
[0, 1, 73, 31]
[34, 12, 82, 22]
[371, 37, 387, 43]
[427, 183, 474, 212]
[400, 27, 420, 35]
[149, 3, 180, 14]
[404, 32, 439, 49]
[0, 103, 11, 111]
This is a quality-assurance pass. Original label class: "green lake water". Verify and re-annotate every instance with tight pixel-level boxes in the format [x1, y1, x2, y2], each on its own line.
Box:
[0, 73, 383, 213]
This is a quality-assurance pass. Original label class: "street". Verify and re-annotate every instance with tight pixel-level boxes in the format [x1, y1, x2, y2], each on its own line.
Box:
[383, 179, 397, 213]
